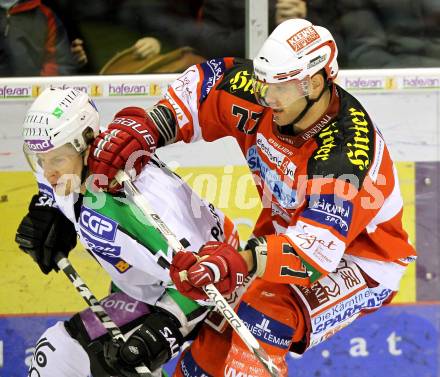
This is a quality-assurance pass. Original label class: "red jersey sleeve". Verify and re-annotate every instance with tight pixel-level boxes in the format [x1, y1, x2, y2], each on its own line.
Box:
[159, 58, 265, 150]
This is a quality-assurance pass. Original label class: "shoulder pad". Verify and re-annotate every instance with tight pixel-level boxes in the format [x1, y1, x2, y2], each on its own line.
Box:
[217, 58, 259, 104]
[199, 58, 230, 103]
[308, 103, 376, 187]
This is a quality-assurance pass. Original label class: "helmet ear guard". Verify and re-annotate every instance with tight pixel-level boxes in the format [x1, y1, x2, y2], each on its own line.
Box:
[306, 38, 338, 81]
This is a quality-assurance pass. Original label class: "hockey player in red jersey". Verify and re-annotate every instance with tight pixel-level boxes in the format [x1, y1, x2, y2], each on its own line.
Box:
[88, 18, 416, 377]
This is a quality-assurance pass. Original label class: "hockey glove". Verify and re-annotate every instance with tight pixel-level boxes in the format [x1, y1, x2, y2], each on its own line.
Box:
[103, 311, 183, 376]
[15, 193, 77, 274]
[245, 236, 268, 278]
[170, 241, 249, 300]
[87, 107, 161, 192]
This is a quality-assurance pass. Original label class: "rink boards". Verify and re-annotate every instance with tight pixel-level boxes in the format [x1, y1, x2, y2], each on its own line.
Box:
[1, 304, 438, 376]
[0, 69, 439, 375]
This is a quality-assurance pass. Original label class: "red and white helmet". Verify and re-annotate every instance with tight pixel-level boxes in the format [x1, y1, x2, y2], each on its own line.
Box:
[253, 18, 338, 84]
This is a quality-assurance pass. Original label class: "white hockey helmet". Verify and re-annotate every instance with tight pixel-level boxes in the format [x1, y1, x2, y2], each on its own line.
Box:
[23, 87, 99, 156]
[252, 19, 338, 108]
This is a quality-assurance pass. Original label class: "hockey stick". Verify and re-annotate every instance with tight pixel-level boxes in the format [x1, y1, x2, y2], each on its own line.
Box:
[115, 170, 280, 377]
[54, 254, 152, 377]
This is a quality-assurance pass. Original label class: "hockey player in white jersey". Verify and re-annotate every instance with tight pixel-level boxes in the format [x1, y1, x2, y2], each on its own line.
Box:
[15, 87, 239, 377]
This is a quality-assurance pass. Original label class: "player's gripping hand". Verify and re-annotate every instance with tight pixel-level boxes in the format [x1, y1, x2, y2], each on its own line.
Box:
[103, 311, 183, 376]
[170, 241, 249, 300]
[87, 107, 160, 192]
[15, 193, 77, 274]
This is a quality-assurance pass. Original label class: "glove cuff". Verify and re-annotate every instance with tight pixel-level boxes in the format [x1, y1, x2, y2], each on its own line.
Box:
[246, 236, 268, 277]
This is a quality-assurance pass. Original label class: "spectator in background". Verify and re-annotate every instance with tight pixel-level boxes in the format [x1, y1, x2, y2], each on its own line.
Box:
[306, 0, 346, 66]
[0, 0, 76, 76]
[338, 0, 440, 68]
[43, 0, 90, 71]
[275, 0, 306, 24]
[129, 0, 277, 60]
[121, 0, 203, 59]
[188, 0, 277, 58]
[129, 0, 343, 62]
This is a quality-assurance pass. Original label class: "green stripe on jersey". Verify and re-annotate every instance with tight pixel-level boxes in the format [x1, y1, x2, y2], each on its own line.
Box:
[84, 190, 168, 255]
[165, 288, 202, 316]
[302, 259, 323, 283]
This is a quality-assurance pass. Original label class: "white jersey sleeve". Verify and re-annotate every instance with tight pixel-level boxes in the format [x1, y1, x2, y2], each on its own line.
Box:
[35, 158, 238, 306]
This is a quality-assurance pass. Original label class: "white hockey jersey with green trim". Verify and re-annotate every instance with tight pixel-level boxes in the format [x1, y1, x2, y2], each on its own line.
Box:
[35, 160, 236, 311]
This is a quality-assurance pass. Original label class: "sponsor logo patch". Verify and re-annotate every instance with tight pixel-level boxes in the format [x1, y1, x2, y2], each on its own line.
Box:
[313, 122, 339, 161]
[287, 26, 320, 53]
[52, 107, 63, 118]
[79, 230, 131, 273]
[256, 133, 296, 179]
[307, 54, 327, 69]
[25, 139, 54, 152]
[228, 69, 254, 94]
[80, 230, 121, 257]
[180, 348, 211, 377]
[292, 259, 393, 348]
[174, 68, 197, 105]
[297, 260, 363, 310]
[301, 194, 353, 237]
[80, 207, 117, 242]
[237, 303, 293, 349]
[312, 287, 393, 335]
[79, 207, 131, 273]
[247, 146, 297, 208]
[23, 113, 49, 126]
[289, 221, 345, 272]
[346, 107, 372, 172]
[36, 182, 57, 207]
[200, 58, 226, 101]
[56, 89, 81, 111]
[271, 202, 291, 222]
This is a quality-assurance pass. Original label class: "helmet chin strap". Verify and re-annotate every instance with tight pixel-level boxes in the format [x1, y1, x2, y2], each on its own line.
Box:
[80, 165, 88, 185]
[80, 150, 89, 185]
[279, 82, 329, 134]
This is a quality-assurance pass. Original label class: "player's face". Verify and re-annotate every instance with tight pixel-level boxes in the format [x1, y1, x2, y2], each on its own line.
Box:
[36, 145, 84, 196]
[271, 95, 309, 126]
[253, 77, 311, 126]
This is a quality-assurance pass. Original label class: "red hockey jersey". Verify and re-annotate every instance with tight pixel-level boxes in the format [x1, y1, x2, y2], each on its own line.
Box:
[159, 57, 416, 290]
